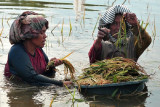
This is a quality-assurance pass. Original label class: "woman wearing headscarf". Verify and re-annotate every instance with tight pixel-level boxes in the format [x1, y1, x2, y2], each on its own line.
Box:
[4, 11, 72, 86]
[89, 5, 151, 64]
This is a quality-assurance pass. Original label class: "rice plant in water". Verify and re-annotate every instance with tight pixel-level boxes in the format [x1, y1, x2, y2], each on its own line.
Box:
[64, 85, 84, 105]
[49, 95, 57, 107]
[152, 16, 156, 47]
[91, 15, 100, 40]
[69, 17, 72, 37]
[61, 18, 64, 43]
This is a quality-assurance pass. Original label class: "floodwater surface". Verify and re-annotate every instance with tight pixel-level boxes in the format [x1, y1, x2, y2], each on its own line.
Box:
[0, 0, 160, 107]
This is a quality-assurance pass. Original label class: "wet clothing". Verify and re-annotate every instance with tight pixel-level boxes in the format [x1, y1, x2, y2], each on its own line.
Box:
[89, 5, 151, 64]
[4, 43, 63, 86]
[89, 24, 151, 64]
[89, 40, 124, 64]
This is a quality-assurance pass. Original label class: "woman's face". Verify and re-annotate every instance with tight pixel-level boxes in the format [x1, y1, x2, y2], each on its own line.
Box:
[110, 14, 123, 38]
[30, 26, 47, 48]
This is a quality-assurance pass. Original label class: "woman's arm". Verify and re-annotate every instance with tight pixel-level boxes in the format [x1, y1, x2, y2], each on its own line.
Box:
[132, 23, 152, 59]
[123, 13, 152, 60]
[8, 44, 63, 86]
[89, 27, 110, 64]
[88, 40, 102, 64]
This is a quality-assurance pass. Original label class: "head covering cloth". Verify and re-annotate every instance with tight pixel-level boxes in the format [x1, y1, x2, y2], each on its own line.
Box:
[9, 11, 48, 44]
[99, 5, 131, 27]
[99, 5, 136, 60]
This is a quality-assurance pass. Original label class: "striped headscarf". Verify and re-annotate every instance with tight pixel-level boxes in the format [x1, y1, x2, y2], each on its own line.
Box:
[99, 5, 131, 27]
[9, 11, 48, 44]
[99, 5, 135, 60]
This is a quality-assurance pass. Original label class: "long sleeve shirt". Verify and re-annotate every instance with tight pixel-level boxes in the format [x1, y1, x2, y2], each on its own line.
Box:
[4, 43, 63, 86]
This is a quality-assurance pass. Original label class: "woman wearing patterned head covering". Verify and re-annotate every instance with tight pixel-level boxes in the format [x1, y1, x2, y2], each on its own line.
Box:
[89, 5, 151, 64]
[4, 11, 72, 86]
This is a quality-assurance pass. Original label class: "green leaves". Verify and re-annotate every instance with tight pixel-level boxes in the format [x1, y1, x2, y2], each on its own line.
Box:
[77, 57, 149, 85]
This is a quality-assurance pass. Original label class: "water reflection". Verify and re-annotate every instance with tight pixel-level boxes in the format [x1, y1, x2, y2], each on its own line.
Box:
[0, 0, 73, 9]
[88, 94, 147, 107]
[73, 0, 85, 20]
[0, 0, 46, 8]
[81, 86, 148, 107]
[3, 79, 41, 107]
[88, 93, 148, 107]
[5, 82, 61, 107]
[7, 88, 42, 107]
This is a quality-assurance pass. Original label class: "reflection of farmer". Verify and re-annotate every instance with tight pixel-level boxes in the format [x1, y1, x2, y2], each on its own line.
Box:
[4, 11, 72, 86]
[7, 87, 43, 107]
[89, 5, 151, 64]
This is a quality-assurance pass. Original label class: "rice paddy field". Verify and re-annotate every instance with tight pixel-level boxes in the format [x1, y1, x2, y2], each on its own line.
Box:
[0, 0, 160, 107]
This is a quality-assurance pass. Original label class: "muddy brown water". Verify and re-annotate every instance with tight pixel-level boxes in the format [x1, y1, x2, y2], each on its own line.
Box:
[0, 0, 160, 107]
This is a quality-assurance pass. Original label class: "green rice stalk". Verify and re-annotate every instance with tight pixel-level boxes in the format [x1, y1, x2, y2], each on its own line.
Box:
[57, 38, 60, 46]
[83, 9, 85, 25]
[76, 57, 149, 85]
[51, 21, 60, 36]
[2, 17, 4, 28]
[122, 0, 127, 5]
[69, 17, 72, 36]
[152, 16, 156, 47]
[91, 15, 100, 40]
[61, 18, 64, 43]
[64, 85, 84, 103]
[115, 17, 125, 49]
[72, 88, 76, 103]
[112, 88, 119, 97]
[147, 3, 149, 11]
[49, 95, 57, 107]
[122, 18, 127, 56]
[7, 17, 11, 27]
[0, 28, 3, 37]
[113, 75, 118, 83]
[64, 84, 74, 98]
[135, 20, 143, 48]
[111, 0, 117, 6]
[0, 28, 4, 48]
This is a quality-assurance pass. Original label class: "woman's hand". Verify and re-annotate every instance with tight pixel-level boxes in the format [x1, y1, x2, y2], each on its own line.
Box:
[97, 27, 110, 41]
[94, 27, 110, 51]
[123, 13, 138, 26]
[63, 81, 73, 86]
[50, 58, 63, 66]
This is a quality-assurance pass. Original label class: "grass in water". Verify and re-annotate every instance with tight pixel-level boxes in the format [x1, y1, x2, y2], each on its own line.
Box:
[64, 85, 84, 105]
[91, 15, 100, 40]
[69, 17, 72, 37]
[49, 95, 57, 107]
[152, 16, 156, 47]
[0, 17, 4, 48]
[51, 21, 60, 36]
[61, 18, 64, 43]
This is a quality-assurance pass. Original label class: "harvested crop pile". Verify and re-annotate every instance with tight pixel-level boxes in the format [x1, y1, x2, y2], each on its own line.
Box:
[76, 57, 149, 86]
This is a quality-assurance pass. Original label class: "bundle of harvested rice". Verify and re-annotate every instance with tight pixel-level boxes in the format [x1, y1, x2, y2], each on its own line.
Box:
[46, 59, 75, 80]
[61, 59, 75, 79]
[76, 57, 149, 86]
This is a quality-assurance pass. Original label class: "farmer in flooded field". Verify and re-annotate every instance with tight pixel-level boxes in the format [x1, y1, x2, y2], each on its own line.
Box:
[4, 11, 72, 86]
[89, 5, 151, 64]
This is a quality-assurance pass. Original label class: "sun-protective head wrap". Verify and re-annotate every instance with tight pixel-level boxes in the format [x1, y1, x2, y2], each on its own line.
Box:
[99, 5, 135, 60]
[99, 5, 131, 27]
[9, 11, 48, 44]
